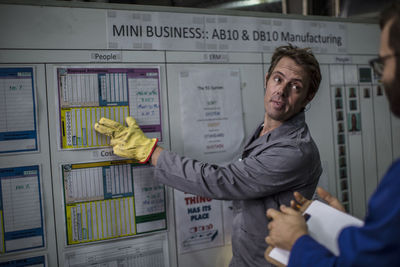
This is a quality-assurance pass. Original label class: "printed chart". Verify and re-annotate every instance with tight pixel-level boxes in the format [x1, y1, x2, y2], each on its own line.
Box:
[0, 68, 37, 154]
[62, 160, 166, 245]
[0, 166, 44, 253]
[57, 67, 162, 149]
[64, 234, 168, 267]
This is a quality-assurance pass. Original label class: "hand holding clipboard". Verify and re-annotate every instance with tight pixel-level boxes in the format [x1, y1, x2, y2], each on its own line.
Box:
[265, 188, 363, 266]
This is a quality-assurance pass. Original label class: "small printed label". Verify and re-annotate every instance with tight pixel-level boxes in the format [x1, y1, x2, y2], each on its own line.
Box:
[90, 51, 122, 62]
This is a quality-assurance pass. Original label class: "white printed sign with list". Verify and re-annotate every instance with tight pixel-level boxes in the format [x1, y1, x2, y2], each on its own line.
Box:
[179, 68, 244, 164]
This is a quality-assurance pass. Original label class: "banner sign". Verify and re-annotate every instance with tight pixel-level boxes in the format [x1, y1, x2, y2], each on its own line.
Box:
[107, 10, 347, 53]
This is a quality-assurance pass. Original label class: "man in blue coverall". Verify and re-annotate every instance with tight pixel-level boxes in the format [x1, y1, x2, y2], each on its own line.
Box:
[265, 2, 400, 266]
[95, 45, 322, 266]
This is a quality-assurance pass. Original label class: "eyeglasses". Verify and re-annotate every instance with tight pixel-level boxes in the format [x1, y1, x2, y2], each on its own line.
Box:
[369, 54, 398, 77]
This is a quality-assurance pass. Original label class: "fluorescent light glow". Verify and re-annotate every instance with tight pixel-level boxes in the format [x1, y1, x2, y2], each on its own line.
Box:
[209, 0, 281, 9]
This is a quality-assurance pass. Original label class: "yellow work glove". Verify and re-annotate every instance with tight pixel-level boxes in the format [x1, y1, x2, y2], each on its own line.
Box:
[94, 117, 158, 163]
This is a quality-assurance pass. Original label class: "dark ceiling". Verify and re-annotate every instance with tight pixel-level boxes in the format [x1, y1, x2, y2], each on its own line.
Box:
[60, 0, 394, 18]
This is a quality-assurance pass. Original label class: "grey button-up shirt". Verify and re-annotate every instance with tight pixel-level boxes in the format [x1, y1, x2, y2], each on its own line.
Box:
[155, 111, 322, 266]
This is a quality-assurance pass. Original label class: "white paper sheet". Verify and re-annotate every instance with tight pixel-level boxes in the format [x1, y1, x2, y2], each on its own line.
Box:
[174, 190, 224, 253]
[0, 68, 38, 153]
[269, 200, 364, 265]
[179, 69, 244, 164]
[132, 166, 165, 217]
[64, 234, 169, 267]
[0, 166, 44, 253]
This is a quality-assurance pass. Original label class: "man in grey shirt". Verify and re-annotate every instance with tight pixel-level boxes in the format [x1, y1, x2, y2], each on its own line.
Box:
[95, 44, 322, 266]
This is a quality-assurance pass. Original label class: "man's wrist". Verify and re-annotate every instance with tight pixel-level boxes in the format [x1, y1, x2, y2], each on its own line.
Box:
[150, 146, 163, 166]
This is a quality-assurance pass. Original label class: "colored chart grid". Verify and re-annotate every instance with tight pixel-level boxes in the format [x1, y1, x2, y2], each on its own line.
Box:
[62, 160, 167, 245]
[57, 67, 162, 149]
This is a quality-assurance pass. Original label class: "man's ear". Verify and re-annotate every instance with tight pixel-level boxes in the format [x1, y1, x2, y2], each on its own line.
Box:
[303, 91, 316, 106]
[265, 72, 270, 88]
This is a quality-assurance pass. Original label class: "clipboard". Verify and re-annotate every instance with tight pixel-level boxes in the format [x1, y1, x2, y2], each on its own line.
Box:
[265, 200, 364, 266]
[265, 245, 286, 267]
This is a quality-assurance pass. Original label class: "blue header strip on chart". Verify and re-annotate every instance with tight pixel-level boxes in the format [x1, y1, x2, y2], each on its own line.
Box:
[0, 131, 36, 141]
[0, 68, 33, 77]
[0, 166, 39, 178]
[0, 255, 45, 267]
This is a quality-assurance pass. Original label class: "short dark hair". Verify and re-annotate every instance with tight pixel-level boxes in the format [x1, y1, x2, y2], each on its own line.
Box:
[267, 44, 321, 98]
[380, 2, 400, 54]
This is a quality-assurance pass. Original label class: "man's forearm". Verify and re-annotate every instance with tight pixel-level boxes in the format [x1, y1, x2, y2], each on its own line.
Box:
[150, 146, 164, 166]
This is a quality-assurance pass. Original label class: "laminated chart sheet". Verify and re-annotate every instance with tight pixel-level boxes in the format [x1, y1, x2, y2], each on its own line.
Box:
[64, 234, 169, 267]
[0, 166, 44, 253]
[57, 67, 162, 149]
[0, 255, 46, 267]
[0, 68, 37, 153]
[62, 161, 166, 245]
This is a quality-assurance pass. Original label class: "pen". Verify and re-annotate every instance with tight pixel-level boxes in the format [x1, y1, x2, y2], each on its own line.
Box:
[295, 204, 311, 221]
[303, 213, 311, 222]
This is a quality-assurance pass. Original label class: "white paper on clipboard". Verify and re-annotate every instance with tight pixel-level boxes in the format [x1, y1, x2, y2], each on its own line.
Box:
[269, 200, 364, 265]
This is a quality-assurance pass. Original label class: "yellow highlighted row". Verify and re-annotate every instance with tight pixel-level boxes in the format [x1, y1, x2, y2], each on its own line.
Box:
[61, 106, 128, 149]
[71, 159, 137, 169]
[66, 197, 136, 245]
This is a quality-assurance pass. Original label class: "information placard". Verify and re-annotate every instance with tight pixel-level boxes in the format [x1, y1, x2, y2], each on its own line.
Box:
[0, 68, 38, 154]
[179, 69, 244, 164]
[0, 165, 44, 253]
[108, 10, 347, 53]
[62, 160, 166, 245]
[174, 190, 224, 253]
[56, 67, 162, 149]
[64, 234, 169, 267]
